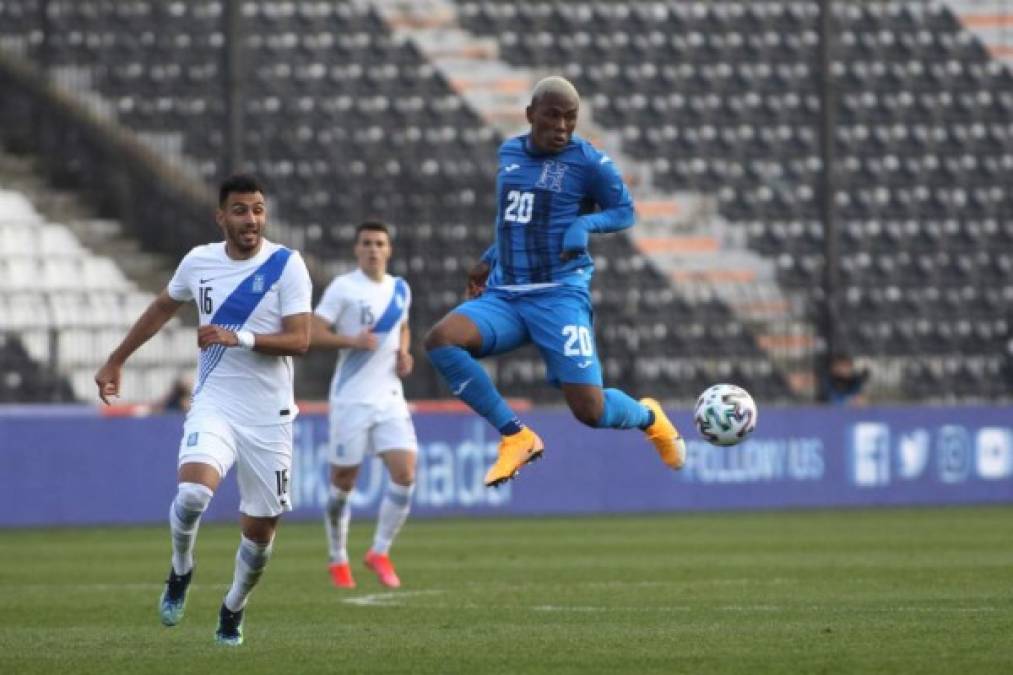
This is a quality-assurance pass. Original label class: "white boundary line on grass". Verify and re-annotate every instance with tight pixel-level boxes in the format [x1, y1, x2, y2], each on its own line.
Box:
[343, 590, 445, 607]
[339, 590, 1000, 615]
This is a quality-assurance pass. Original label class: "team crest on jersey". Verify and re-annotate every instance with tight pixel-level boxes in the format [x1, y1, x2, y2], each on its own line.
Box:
[252, 274, 266, 293]
[536, 160, 567, 192]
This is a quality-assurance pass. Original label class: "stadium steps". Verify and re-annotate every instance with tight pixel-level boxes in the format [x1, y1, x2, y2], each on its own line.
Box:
[948, 0, 1013, 66]
[0, 147, 176, 293]
[0, 144, 196, 404]
[629, 209, 817, 399]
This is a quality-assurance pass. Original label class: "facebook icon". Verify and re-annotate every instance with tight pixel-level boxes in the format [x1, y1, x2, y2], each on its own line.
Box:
[851, 423, 891, 487]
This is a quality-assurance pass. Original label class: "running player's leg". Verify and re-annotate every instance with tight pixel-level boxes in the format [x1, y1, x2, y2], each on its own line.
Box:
[217, 423, 292, 646]
[325, 463, 359, 588]
[365, 414, 418, 587]
[426, 293, 543, 486]
[323, 411, 369, 588]
[218, 514, 277, 646]
[162, 416, 237, 627]
[526, 288, 685, 469]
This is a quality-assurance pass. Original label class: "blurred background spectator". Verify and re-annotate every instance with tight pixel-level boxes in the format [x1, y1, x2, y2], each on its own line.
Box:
[159, 372, 193, 414]
[819, 354, 870, 405]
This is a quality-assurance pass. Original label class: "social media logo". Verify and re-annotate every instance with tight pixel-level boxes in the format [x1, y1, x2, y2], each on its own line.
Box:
[897, 429, 930, 480]
[937, 425, 971, 484]
[851, 422, 890, 487]
[976, 427, 1013, 480]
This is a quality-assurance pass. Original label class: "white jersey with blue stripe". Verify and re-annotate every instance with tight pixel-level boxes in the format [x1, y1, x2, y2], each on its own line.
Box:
[314, 269, 411, 411]
[167, 239, 313, 426]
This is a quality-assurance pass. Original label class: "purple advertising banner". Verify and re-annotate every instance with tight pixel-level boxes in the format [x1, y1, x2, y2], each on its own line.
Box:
[1, 404, 1012, 527]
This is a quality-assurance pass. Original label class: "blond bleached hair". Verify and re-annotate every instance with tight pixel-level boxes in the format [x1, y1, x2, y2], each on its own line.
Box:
[530, 76, 580, 106]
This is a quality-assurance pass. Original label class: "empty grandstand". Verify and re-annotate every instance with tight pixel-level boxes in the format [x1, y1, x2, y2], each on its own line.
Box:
[0, 0, 1010, 405]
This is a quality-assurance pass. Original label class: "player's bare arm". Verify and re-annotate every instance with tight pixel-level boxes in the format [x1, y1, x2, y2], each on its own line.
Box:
[310, 315, 378, 351]
[396, 322, 413, 378]
[199, 312, 311, 356]
[95, 289, 183, 404]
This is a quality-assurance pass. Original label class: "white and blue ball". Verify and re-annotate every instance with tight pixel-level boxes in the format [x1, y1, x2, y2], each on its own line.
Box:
[693, 383, 758, 446]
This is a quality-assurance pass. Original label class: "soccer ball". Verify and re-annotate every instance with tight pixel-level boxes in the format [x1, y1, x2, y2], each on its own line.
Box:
[693, 384, 758, 446]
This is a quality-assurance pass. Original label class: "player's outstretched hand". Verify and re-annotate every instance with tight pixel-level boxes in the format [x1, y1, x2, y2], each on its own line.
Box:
[197, 325, 239, 349]
[94, 361, 121, 405]
[396, 350, 414, 378]
[352, 330, 379, 351]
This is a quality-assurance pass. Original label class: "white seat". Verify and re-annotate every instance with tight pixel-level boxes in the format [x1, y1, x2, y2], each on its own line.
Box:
[55, 327, 98, 367]
[82, 257, 131, 290]
[1, 293, 51, 329]
[1, 257, 37, 291]
[0, 223, 35, 254]
[0, 190, 43, 221]
[38, 225, 83, 255]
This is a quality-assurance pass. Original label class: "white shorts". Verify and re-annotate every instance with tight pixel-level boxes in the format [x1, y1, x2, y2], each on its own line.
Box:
[178, 410, 293, 518]
[328, 403, 418, 467]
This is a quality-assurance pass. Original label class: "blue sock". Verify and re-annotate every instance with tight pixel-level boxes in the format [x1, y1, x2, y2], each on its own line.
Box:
[597, 388, 652, 429]
[427, 346, 521, 434]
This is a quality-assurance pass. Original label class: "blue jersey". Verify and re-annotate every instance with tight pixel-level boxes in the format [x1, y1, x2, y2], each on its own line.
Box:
[486, 133, 635, 290]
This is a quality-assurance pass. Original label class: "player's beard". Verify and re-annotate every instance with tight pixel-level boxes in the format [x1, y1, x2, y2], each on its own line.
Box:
[228, 225, 262, 257]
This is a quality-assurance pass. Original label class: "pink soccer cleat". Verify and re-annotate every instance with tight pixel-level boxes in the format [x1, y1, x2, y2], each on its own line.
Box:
[363, 550, 401, 588]
[328, 561, 356, 589]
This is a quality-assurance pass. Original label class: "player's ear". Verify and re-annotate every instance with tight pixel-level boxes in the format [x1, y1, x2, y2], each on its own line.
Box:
[525, 104, 535, 124]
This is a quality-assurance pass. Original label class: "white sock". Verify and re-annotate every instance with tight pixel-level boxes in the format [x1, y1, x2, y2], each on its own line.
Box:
[224, 535, 273, 612]
[324, 485, 352, 564]
[169, 482, 213, 575]
[372, 482, 414, 555]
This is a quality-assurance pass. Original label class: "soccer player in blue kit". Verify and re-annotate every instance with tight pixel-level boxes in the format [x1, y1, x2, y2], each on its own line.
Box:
[425, 76, 687, 487]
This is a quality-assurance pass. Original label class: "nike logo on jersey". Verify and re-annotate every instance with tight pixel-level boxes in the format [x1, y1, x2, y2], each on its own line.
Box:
[599, 154, 611, 165]
[452, 378, 473, 396]
[199, 278, 215, 284]
[575, 360, 593, 369]
[503, 163, 520, 173]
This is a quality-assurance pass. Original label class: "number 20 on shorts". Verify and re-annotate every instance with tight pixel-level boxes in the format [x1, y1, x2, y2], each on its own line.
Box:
[562, 324, 593, 356]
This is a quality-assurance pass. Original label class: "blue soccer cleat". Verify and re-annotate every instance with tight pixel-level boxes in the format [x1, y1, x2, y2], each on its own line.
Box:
[158, 567, 193, 626]
[214, 603, 244, 646]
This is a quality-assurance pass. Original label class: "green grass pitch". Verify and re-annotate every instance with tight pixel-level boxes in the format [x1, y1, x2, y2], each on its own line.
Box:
[2, 506, 1012, 674]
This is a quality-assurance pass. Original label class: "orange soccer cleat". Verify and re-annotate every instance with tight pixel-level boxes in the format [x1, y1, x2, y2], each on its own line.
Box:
[483, 427, 545, 487]
[640, 398, 687, 470]
[328, 561, 356, 589]
[364, 550, 401, 588]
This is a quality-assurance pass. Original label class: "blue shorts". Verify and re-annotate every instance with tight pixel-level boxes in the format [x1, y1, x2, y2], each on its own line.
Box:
[453, 286, 603, 388]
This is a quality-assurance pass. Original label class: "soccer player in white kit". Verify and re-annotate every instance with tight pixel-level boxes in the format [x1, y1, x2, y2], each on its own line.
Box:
[94, 174, 312, 646]
[312, 221, 418, 589]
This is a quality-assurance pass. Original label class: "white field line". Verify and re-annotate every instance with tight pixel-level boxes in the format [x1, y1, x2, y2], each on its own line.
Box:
[339, 590, 1000, 614]
[342, 590, 445, 607]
